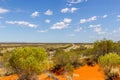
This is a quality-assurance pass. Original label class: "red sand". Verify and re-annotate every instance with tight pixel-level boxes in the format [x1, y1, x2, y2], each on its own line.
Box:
[73, 65, 105, 80]
[0, 65, 105, 80]
[0, 74, 18, 80]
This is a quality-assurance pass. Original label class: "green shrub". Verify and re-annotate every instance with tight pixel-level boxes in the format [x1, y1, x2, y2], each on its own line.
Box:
[93, 40, 114, 56]
[98, 52, 120, 79]
[53, 50, 80, 68]
[8, 47, 50, 80]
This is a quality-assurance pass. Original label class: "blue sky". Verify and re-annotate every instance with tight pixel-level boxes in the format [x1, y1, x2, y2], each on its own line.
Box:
[0, 0, 120, 42]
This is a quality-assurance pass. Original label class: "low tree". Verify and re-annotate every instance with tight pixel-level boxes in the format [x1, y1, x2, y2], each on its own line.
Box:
[52, 49, 80, 76]
[93, 40, 115, 56]
[117, 41, 120, 54]
[54, 49, 80, 67]
[114, 41, 120, 54]
[8, 47, 50, 80]
[98, 53, 120, 80]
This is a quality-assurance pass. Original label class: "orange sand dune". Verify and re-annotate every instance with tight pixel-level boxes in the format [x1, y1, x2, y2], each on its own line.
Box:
[0, 65, 105, 80]
[73, 65, 105, 80]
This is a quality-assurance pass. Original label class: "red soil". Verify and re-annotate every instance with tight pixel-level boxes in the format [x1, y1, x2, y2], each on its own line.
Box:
[0, 74, 18, 80]
[73, 65, 105, 80]
[0, 65, 105, 80]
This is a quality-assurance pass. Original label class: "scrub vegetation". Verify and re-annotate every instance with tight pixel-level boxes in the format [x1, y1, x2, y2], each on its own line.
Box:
[0, 39, 120, 80]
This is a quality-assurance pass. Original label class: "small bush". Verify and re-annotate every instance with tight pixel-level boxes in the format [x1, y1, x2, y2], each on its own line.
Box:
[8, 47, 51, 80]
[98, 52, 120, 80]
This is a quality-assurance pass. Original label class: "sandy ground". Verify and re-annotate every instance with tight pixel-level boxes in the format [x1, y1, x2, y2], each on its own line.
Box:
[73, 65, 105, 80]
[0, 65, 105, 80]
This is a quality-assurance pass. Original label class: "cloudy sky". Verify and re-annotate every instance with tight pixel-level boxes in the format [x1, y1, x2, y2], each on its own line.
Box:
[0, 0, 120, 42]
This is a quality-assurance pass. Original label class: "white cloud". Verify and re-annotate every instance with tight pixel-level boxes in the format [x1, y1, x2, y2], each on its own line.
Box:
[71, 7, 79, 13]
[80, 16, 97, 24]
[117, 15, 120, 21]
[63, 18, 72, 23]
[51, 22, 69, 30]
[44, 9, 53, 15]
[68, 0, 87, 4]
[102, 14, 108, 18]
[88, 16, 97, 21]
[37, 29, 48, 33]
[74, 27, 82, 32]
[6, 21, 38, 28]
[89, 24, 105, 35]
[80, 19, 86, 24]
[61, 7, 79, 13]
[51, 18, 72, 30]
[45, 19, 51, 23]
[89, 24, 101, 28]
[61, 8, 69, 13]
[0, 7, 9, 14]
[31, 11, 40, 17]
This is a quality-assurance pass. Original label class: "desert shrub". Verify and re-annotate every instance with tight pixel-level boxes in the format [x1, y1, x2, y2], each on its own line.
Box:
[52, 49, 80, 74]
[2, 52, 11, 63]
[114, 41, 120, 54]
[54, 50, 80, 67]
[98, 52, 120, 80]
[0, 51, 14, 76]
[8, 47, 51, 80]
[64, 63, 74, 80]
[93, 40, 115, 56]
[65, 63, 74, 75]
